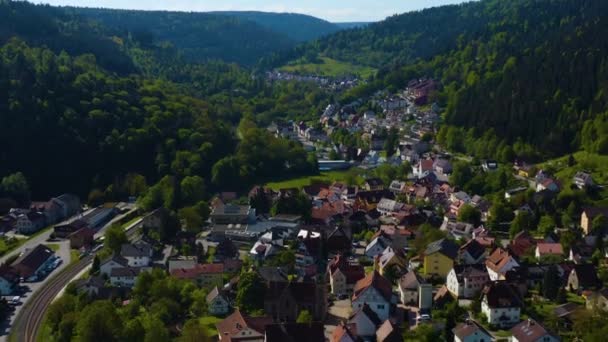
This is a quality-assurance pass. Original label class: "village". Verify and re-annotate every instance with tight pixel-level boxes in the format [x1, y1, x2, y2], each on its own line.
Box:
[0, 78, 605, 342]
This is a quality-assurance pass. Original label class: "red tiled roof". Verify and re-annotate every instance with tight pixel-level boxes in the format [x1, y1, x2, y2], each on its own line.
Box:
[216, 309, 272, 341]
[536, 243, 563, 256]
[171, 263, 224, 279]
[485, 248, 515, 273]
[352, 270, 392, 302]
[332, 322, 358, 342]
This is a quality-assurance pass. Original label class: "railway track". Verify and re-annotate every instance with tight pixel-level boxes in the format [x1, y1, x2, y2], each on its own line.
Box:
[11, 255, 94, 342]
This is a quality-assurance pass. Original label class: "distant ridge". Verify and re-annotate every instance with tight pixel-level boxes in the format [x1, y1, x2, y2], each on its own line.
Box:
[212, 11, 342, 42]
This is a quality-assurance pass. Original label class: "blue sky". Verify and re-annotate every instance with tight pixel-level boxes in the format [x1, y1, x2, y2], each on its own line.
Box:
[31, 0, 468, 22]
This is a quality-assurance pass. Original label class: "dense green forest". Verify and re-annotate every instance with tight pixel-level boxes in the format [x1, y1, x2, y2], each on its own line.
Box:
[0, 0, 136, 73]
[212, 11, 342, 42]
[64, 7, 294, 66]
[304, 0, 608, 159]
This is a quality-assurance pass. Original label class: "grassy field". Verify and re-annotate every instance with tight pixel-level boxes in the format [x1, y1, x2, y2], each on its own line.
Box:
[540, 151, 608, 185]
[266, 169, 364, 190]
[280, 56, 376, 79]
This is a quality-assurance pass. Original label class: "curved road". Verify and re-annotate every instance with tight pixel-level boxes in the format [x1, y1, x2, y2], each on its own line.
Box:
[11, 255, 94, 342]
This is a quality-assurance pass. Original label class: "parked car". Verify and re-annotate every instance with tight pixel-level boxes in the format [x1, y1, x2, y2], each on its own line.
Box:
[416, 314, 431, 323]
[338, 294, 350, 300]
[10, 296, 21, 305]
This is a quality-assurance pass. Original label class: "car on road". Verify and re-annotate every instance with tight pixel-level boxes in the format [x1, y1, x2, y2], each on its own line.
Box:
[338, 294, 350, 300]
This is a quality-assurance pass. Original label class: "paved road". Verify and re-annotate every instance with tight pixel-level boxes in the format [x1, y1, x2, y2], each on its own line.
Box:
[4, 204, 138, 342]
[0, 208, 97, 265]
[11, 255, 93, 342]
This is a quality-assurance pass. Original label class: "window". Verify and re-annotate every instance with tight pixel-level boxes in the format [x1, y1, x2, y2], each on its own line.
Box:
[377, 304, 385, 310]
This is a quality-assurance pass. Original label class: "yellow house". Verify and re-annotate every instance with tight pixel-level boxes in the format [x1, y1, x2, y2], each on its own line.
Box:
[422, 239, 459, 278]
[581, 207, 608, 235]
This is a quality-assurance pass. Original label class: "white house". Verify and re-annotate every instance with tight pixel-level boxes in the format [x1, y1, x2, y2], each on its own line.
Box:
[485, 248, 519, 281]
[347, 303, 382, 337]
[365, 235, 391, 258]
[206, 287, 230, 315]
[352, 271, 392, 321]
[120, 241, 153, 267]
[481, 281, 522, 328]
[110, 267, 146, 287]
[398, 270, 425, 305]
[447, 265, 489, 299]
[99, 255, 129, 277]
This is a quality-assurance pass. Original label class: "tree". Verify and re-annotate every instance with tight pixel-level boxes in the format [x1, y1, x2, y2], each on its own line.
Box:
[450, 161, 473, 188]
[105, 223, 128, 253]
[538, 215, 556, 237]
[0, 172, 30, 205]
[178, 202, 210, 232]
[457, 204, 481, 225]
[236, 271, 266, 312]
[267, 249, 296, 271]
[91, 256, 100, 275]
[88, 189, 105, 206]
[180, 319, 210, 342]
[592, 214, 608, 235]
[124, 173, 148, 197]
[296, 310, 313, 323]
[542, 265, 559, 300]
[180, 176, 205, 205]
[142, 314, 170, 342]
[510, 211, 533, 238]
[488, 201, 513, 230]
[74, 301, 123, 342]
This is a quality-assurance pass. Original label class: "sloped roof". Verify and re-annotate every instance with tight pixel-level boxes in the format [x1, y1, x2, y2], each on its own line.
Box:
[572, 264, 600, 287]
[349, 303, 382, 326]
[511, 319, 554, 342]
[460, 239, 486, 260]
[352, 271, 392, 302]
[453, 320, 492, 340]
[332, 322, 359, 342]
[11, 244, 54, 274]
[265, 322, 325, 342]
[482, 281, 523, 308]
[536, 242, 563, 256]
[215, 309, 272, 340]
[452, 264, 488, 282]
[376, 320, 401, 342]
[399, 270, 425, 290]
[120, 241, 152, 258]
[485, 248, 517, 273]
[424, 238, 459, 259]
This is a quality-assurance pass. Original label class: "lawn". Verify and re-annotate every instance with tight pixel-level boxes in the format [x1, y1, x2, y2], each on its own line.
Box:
[70, 249, 80, 264]
[280, 56, 376, 79]
[540, 151, 608, 186]
[121, 215, 142, 229]
[266, 169, 365, 191]
[0, 236, 25, 257]
[199, 315, 221, 337]
[44, 243, 60, 252]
